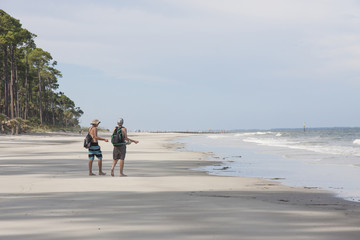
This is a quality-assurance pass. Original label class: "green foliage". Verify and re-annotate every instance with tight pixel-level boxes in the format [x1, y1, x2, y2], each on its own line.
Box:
[0, 10, 83, 134]
[28, 117, 41, 126]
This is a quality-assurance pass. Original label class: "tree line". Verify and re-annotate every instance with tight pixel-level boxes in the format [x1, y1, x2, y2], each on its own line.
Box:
[0, 10, 83, 134]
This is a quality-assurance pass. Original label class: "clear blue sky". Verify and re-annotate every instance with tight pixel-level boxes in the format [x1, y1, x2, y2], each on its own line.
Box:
[3, 0, 360, 131]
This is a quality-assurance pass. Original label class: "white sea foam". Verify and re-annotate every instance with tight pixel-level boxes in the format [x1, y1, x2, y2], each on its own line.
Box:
[181, 128, 360, 202]
[207, 135, 227, 139]
[244, 136, 360, 158]
[235, 131, 273, 137]
[243, 137, 299, 149]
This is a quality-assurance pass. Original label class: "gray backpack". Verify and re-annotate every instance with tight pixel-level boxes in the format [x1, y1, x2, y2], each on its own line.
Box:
[83, 133, 93, 149]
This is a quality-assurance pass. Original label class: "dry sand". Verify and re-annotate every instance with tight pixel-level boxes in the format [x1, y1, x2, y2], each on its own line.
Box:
[1, 132, 360, 240]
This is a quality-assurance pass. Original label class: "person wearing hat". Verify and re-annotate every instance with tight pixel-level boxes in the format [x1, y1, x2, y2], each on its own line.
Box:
[111, 118, 139, 177]
[88, 119, 108, 176]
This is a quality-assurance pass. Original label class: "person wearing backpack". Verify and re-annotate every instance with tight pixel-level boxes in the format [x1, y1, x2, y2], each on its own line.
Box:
[88, 119, 108, 176]
[110, 118, 139, 177]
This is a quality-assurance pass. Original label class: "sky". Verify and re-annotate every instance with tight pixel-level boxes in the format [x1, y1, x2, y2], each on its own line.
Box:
[2, 0, 360, 131]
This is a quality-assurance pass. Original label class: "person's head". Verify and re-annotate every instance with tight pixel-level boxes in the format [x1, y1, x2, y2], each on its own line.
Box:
[91, 119, 101, 127]
[117, 118, 124, 127]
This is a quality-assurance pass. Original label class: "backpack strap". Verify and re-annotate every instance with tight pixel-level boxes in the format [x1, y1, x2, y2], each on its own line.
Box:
[88, 126, 93, 138]
[117, 126, 125, 143]
[115, 126, 122, 133]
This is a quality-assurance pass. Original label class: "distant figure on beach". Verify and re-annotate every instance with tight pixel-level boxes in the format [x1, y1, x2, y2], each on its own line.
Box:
[88, 119, 108, 176]
[111, 118, 139, 177]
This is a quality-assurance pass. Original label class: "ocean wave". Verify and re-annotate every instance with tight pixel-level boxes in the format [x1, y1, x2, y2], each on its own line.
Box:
[243, 137, 298, 148]
[235, 132, 273, 137]
[244, 137, 360, 157]
[353, 139, 360, 145]
[207, 135, 227, 139]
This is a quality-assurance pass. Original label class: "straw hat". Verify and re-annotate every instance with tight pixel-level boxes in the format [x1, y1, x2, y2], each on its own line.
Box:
[91, 119, 101, 125]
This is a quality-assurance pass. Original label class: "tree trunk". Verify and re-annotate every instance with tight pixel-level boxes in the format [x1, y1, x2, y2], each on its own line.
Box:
[24, 54, 29, 120]
[3, 46, 9, 117]
[52, 110, 55, 125]
[51, 95, 55, 125]
[15, 56, 20, 118]
[9, 45, 15, 119]
[44, 79, 48, 124]
[38, 69, 43, 124]
[0, 47, 3, 114]
[16, 121, 21, 134]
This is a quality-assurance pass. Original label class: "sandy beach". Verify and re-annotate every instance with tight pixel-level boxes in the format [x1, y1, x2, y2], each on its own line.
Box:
[1, 132, 360, 240]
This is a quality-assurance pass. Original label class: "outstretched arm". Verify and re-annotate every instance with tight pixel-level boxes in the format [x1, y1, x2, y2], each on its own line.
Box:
[91, 128, 108, 142]
[123, 128, 139, 144]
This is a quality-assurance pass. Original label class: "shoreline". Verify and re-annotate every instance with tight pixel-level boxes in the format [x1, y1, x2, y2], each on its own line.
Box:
[1, 132, 360, 239]
[172, 134, 360, 206]
[176, 132, 360, 203]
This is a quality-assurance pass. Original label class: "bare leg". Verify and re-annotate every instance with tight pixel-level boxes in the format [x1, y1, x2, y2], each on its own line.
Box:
[120, 159, 127, 177]
[98, 158, 106, 175]
[89, 159, 95, 176]
[111, 160, 118, 177]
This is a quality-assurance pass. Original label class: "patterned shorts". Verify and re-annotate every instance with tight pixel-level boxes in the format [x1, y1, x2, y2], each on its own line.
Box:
[88, 143, 103, 160]
[113, 145, 126, 160]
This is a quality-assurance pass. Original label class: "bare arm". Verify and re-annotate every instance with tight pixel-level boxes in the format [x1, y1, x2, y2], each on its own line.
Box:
[122, 127, 139, 144]
[90, 127, 108, 142]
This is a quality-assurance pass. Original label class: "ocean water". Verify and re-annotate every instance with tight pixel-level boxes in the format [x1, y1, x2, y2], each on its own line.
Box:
[178, 128, 360, 202]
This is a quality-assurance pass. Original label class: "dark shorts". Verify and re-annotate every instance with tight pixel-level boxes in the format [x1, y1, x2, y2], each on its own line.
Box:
[88, 142, 103, 160]
[113, 144, 126, 160]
